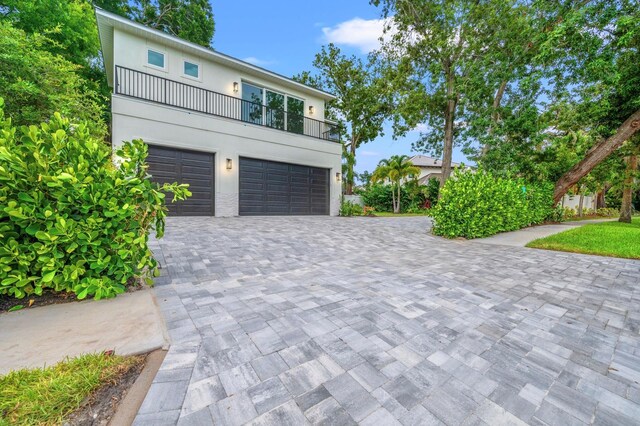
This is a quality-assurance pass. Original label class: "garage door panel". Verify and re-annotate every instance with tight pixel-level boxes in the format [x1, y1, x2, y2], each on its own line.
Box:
[266, 162, 289, 171]
[148, 146, 179, 158]
[147, 145, 214, 216]
[266, 173, 288, 182]
[241, 183, 265, 192]
[291, 176, 311, 188]
[267, 185, 289, 194]
[239, 157, 329, 216]
[181, 165, 213, 175]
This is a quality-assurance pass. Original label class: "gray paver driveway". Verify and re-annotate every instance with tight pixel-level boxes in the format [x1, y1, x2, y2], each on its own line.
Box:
[135, 217, 640, 425]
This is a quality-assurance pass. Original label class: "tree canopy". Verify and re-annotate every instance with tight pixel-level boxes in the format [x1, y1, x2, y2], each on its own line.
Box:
[0, 22, 106, 136]
[96, 0, 216, 47]
[1, 0, 100, 69]
[295, 44, 393, 195]
[371, 0, 639, 209]
[372, 0, 532, 186]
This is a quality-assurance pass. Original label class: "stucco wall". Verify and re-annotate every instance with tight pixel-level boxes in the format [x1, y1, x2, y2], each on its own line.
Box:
[112, 29, 327, 122]
[112, 96, 342, 217]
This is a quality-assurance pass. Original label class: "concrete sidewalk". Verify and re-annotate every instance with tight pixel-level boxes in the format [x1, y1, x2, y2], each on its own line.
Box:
[0, 288, 168, 374]
[474, 218, 616, 247]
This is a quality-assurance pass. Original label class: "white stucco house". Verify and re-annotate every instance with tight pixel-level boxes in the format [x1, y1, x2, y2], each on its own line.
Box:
[95, 8, 342, 217]
[409, 155, 466, 184]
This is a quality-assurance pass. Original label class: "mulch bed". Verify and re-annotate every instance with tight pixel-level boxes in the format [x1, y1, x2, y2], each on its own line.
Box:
[64, 354, 147, 426]
[0, 279, 144, 314]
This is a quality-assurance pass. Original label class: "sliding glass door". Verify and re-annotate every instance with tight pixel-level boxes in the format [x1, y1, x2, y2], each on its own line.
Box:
[287, 96, 304, 134]
[241, 82, 263, 124]
[241, 82, 305, 133]
[265, 90, 285, 130]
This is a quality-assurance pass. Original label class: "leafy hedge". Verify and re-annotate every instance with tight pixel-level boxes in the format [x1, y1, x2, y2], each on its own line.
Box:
[432, 169, 554, 239]
[0, 99, 190, 300]
[359, 182, 428, 212]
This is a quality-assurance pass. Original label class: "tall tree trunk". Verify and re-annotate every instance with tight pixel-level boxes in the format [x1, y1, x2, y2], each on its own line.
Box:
[345, 140, 357, 195]
[619, 154, 637, 223]
[553, 108, 640, 203]
[596, 183, 611, 209]
[391, 183, 397, 214]
[578, 191, 584, 217]
[396, 183, 401, 213]
[596, 189, 605, 209]
[441, 62, 456, 187]
[481, 79, 508, 157]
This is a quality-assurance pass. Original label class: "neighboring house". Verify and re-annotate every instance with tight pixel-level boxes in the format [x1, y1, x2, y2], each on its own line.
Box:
[95, 8, 342, 217]
[409, 155, 465, 184]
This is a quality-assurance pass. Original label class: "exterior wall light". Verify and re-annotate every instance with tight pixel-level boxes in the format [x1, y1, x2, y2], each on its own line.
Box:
[308, 105, 315, 115]
[233, 82, 239, 93]
[336, 172, 341, 182]
[226, 158, 233, 170]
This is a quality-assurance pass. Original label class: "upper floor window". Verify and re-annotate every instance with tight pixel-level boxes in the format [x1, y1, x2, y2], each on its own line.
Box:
[183, 61, 199, 79]
[147, 49, 165, 69]
[240, 82, 305, 134]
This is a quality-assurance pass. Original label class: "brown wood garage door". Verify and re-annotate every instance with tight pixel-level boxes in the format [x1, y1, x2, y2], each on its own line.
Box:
[239, 157, 329, 216]
[146, 145, 215, 216]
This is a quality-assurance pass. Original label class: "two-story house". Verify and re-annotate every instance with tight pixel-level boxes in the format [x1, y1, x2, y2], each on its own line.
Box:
[95, 8, 342, 217]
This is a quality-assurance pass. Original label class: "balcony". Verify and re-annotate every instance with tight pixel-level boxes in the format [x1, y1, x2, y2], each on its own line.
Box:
[114, 66, 340, 142]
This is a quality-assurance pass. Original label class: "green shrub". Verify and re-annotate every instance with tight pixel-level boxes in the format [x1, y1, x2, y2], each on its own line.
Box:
[432, 169, 554, 239]
[0, 100, 190, 300]
[596, 207, 618, 217]
[549, 205, 565, 222]
[358, 182, 427, 212]
[425, 177, 440, 205]
[358, 183, 394, 212]
[562, 207, 577, 219]
[340, 200, 363, 217]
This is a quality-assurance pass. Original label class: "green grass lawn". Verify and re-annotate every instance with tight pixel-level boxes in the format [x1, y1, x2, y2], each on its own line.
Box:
[0, 353, 142, 425]
[373, 211, 431, 217]
[527, 217, 640, 260]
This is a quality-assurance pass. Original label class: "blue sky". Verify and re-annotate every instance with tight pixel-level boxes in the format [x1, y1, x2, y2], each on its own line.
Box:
[210, 0, 470, 173]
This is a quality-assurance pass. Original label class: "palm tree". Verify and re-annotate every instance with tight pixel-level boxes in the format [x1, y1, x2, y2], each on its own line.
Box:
[372, 155, 420, 213]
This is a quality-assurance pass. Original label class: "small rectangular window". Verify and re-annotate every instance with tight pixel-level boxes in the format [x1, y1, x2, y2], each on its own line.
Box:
[147, 50, 165, 68]
[184, 61, 199, 78]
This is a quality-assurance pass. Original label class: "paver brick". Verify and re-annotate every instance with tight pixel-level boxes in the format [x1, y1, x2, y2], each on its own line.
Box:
[247, 376, 291, 415]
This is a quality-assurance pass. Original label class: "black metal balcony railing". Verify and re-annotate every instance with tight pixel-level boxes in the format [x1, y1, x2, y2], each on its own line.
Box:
[114, 66, 340, 142]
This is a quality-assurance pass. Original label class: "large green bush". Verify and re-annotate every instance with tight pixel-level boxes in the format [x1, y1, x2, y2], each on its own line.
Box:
[0, 99, 190, 300]
[432, 169, 554, 239]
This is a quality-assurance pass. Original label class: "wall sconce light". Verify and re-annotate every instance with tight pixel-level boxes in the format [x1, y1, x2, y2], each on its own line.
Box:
[308, 105, 315, 115]
[336, 172, 341, 182]
[226, 158, 233, 170]
[233, 82, 239, 93]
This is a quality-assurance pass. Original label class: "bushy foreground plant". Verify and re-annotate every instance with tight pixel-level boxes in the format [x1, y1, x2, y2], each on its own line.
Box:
[0, 99, 190, 300]
[339, 200, 364, 217]
[432, 169, 554, 239]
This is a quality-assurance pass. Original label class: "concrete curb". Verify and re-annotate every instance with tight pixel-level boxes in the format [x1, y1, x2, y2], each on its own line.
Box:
[0, 288, 169, 374]
[109, 349, 167, 426]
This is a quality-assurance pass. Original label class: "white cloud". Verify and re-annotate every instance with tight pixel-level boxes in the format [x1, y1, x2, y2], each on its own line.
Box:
[412, 123, 429, 133]
[359, 150, 381, 157]
[242, 57, 276, 67]
[322, 17, 395, 53]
